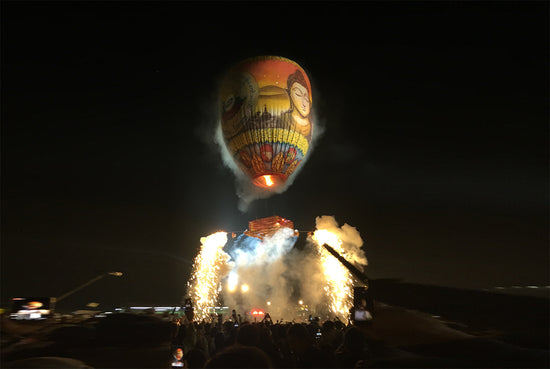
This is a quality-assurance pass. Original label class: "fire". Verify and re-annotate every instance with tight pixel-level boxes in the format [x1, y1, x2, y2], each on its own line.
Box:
[264, 175, 274, 186]
[312, 229, 354, 321]
[186, 231, 230, 321]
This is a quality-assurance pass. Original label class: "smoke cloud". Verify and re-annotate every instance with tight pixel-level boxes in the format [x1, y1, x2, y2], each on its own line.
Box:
[314, 215, 368, 269]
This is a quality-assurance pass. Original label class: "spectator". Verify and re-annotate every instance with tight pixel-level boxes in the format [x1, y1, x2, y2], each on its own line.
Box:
[204, 345, 272, 368]
[185, 348, 207, 369]
[334, 326, 370, 369]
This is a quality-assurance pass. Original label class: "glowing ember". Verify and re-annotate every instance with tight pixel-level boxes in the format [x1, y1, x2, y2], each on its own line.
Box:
[264, 175, 274, 186]
[312, 229, 354, 321]
[186, 231, 230, 321]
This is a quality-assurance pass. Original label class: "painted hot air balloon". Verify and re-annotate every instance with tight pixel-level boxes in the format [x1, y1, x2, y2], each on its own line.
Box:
[219, 56, 313, 189]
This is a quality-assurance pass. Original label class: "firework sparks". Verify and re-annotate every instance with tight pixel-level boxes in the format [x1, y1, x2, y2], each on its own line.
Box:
[312, 229, 354, 321]
[187, 231, 230, 321]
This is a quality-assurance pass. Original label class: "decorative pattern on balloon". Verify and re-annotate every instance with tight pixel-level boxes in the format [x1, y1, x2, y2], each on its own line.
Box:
[219, 56, 313, 189]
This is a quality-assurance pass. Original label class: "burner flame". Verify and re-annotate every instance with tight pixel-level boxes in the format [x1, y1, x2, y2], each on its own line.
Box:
[264, 175, 274, 186]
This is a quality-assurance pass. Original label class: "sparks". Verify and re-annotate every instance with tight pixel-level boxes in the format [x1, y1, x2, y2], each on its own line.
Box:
[312, 229, 354, 321]
[186, 231, 230, 321]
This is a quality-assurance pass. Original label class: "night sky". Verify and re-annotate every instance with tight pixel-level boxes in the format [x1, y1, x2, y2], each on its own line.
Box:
[2, 1, 548, 311]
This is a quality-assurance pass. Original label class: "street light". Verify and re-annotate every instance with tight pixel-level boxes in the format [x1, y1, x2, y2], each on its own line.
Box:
[56, 271, 123, 303]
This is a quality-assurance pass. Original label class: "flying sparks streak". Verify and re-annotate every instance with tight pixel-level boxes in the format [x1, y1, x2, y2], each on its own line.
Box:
[312, 229, 354, 321]
[186, 231, 230, 321]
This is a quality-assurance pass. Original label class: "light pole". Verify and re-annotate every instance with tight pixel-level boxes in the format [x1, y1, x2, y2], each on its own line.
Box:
[55, 271, 123, 304]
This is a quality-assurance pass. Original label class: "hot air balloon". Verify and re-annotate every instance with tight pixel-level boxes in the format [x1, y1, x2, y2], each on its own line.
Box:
[219, 56, 313, 189]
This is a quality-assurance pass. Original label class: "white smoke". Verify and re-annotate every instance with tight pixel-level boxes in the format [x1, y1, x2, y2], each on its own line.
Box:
[313, 215, 368, 269]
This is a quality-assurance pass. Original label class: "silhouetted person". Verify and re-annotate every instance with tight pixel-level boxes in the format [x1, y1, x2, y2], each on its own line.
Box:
[335, 326, 370, 369]
[286, 323, 334, 368]
[184, 298, 194, 323]
[236, 323, 261, 347]
[185, 348, 207, 369]
[204, 345, 273, 368]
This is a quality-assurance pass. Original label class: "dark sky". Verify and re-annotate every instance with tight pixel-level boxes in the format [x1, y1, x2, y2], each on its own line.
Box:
[2, 1, 548, 311]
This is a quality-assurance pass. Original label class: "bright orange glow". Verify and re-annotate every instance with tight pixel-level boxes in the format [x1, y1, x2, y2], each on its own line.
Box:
[252, 173, 285, 188]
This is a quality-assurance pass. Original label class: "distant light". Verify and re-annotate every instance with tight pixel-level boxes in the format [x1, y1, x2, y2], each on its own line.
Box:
[108, 272, 123, 277]
[267, 301, 271, 306]
[298, 300, 303, 305]
[241, 284, 249, 293]
[154, 307, 175, 311]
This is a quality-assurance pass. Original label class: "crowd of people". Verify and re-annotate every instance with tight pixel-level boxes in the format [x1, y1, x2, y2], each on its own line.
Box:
[168, 310, 374, 369]
[3, 303, 548, 368]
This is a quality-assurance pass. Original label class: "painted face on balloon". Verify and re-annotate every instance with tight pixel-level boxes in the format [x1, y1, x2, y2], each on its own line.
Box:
[290, 82, 310, 119]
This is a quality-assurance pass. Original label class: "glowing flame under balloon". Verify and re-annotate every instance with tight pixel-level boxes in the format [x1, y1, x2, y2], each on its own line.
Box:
[186, 231, 230, 321]
[264, 175, 274, 186]
[312, 229, 354, 321]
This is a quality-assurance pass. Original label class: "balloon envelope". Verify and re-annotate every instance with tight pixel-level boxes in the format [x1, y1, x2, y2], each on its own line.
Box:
[219, 56, 314, 189]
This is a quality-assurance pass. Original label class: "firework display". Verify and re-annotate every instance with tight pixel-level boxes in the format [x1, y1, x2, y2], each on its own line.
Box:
[185, 216, 367, 323]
